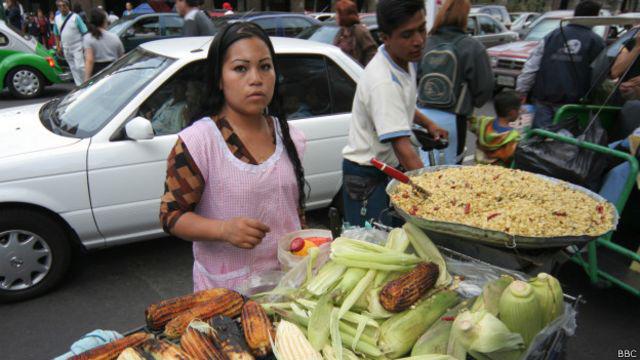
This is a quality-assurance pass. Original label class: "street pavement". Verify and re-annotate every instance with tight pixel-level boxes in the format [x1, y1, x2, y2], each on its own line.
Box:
[1, 88, 639, 359]
[0, 83, 76, 109]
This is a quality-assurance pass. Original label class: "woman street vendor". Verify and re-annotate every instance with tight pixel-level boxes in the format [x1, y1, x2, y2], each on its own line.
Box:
[159, 22, 307, 293]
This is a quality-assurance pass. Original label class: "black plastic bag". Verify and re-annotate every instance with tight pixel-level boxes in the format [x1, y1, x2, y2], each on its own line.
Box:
[514, 116, 609, 191]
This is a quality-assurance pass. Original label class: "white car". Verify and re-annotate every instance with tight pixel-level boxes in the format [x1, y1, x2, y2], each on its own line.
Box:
[0, 37, 362, 302]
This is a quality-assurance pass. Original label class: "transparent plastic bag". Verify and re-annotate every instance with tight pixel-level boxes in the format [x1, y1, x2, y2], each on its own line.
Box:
[276, 229, 332, 271]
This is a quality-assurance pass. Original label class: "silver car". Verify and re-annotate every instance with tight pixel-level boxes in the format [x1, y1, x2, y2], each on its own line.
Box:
[467, 14, 519, 49]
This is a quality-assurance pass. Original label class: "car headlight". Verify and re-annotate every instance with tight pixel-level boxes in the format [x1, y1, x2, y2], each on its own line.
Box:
[490, 56, 498, 68]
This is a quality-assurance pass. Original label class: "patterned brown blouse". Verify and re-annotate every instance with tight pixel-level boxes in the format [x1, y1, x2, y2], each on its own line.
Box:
[159, 116, 305, 232]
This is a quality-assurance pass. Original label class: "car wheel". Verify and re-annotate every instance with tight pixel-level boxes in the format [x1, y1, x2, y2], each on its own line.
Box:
[7, 67, 45, 99]
[0, 209, 71, 303]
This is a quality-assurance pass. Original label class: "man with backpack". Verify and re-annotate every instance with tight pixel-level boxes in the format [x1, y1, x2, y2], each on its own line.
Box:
[176, 0, 215, 37]
[53, 0, 88, 86]
[516, 0, 605, 128]
[417, 0, 494, 164]
[341, 0, 448, 227]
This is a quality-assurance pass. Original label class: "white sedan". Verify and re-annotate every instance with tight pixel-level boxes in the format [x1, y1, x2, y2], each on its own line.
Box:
[0, 37, 362, 302]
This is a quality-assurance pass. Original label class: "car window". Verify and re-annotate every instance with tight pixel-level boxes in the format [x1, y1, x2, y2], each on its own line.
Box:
[42, 49, 173, 138]
[138, 61, 207, 136]
[299, 25, 339, 44]
[162, 16, 184, 36]
[282, 17, 313, 37]
[479, 16, 499, 35]
[0, 32, 8, 46]
[253, 18, 279, 36]
[132, 17, 160, 37]
[467, 18, 477, 35]
[278, 55, 331, 119]
[327, 59, 356, 114]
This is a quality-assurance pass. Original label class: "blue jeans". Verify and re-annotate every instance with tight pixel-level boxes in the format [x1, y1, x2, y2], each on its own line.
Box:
[417, 107, 458, 166]
[599, 140, 632, 206]
[342, 159, 393, 227]
[533, 102, 559, 129]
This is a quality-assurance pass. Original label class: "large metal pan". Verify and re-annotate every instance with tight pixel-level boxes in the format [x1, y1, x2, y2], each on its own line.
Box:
[386, 165, 619, 249]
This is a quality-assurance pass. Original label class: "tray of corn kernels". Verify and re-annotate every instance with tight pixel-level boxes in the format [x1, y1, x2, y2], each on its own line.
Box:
[387, 165, 618, 249]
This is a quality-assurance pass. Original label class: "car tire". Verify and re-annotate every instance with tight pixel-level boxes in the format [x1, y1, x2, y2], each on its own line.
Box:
[0, 208, 71, 303]
[6, 66, 45, 99]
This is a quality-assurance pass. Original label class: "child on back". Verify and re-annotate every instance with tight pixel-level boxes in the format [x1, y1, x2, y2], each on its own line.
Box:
[470, 90, 521, 166]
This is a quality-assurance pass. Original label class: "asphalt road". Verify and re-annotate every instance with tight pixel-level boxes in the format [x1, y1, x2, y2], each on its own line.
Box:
[1, 89, 639, 359]
[0, 83, 76, 109]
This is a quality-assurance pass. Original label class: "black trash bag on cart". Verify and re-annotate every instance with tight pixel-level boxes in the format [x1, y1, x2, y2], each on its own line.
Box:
[514, 116, 608, 192]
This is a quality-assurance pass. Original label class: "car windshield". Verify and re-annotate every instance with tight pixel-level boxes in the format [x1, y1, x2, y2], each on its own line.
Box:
[297, 24, 338, 43]
[40, 49, 173, 138]
[108, 18, 134, 35]
[525, 18, 607, 41]
[510, 14, 522, 22]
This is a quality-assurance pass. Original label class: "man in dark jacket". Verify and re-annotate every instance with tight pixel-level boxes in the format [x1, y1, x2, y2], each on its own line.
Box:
[516, 0, 605, 128]
[175, 0, 215, 37]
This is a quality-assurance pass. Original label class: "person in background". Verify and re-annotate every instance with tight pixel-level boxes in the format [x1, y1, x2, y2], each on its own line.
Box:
[107, 11, 119, 25]
[341, 0, 448, 226]
[418, 0, 493, 165]
[222, 2, 234, 15]
[176, 0, 216, 37]
[123, 2, 133, 17]
[25, 13, 40, 38]
[36, 8, 52, 48]
[516, 0, 605, 128]
[48, 10, 57, 48]
[333, 0, 377, 67]
[151, 82, 188, 135]
[5, 0, 23, 30]
[469, 90, 521, 166]
[54, 0, 88, 86]
[72, 3, 87, 23]
[83, 7, 124, 81]
[159, 22, 307, 293]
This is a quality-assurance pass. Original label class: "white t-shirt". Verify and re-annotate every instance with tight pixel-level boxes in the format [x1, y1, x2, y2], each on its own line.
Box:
[342, 45, 419, 167]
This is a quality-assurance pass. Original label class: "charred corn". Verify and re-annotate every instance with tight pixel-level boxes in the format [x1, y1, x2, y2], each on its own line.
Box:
[241, 300, 274, 357]
[116, 348, 154, 360]
[380, 262, 440, 312]
[209, 315, 255, 360]
[140, 339, 190, 360]
[146, 288, 242, 330]
[69, 333, 152, 360]
[163, 290, 244, 339]
[180, 319, 228, 360]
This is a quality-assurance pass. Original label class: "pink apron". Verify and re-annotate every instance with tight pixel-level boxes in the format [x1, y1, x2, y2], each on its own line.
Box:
[179, 117, 305, 294]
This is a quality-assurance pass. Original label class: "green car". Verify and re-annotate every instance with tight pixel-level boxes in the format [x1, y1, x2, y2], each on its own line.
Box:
[0, 19, 71, 99]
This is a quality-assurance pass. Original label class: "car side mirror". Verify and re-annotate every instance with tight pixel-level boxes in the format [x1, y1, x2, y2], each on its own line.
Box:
[125, 117, 154, 140]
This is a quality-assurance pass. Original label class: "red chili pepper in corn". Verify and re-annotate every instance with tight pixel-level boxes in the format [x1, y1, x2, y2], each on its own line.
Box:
[553, 211, 567, 217]
[493, 174, 501, 180]
[596, 204, 604, 215]
[441, 316, 455, 321]
[487, 212, 501, 220]
[464, 203, 471, 214]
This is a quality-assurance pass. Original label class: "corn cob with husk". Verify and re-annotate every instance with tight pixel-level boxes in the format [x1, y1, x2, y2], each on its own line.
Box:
[145, 288, 240, 330]
[209, 315, 255, 360]
[529, 273, 564, 325]
[163, 289, 244, 338]
[305, 260, 347, 297]
[274, 320, 323, 360]
[404, 223, 452, 288]
[470, 275, 515, 316]
[379, 262, 440, 312]
[69, 333, 153, 360]
[411, 301, 469, 356]
[241, 300, 274, 357]
[115, 348, 154, 360]
[498, 280, 545, 346]
[180, 319, 227, 360]
[139, 338, 191, 360]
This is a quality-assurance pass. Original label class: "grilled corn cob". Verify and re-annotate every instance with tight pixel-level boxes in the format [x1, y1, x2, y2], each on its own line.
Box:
[116, 348, 154, 360]
[241, 300, 274, 357]
[69, 333, 153, 360]
[140, 339, 190, 360]
[209, 315, 255, 360]
[163, 290, 244, 339]
[180, 319, 228, 360]
[146, 288, 242, 330]
[379, 262, 440, 312]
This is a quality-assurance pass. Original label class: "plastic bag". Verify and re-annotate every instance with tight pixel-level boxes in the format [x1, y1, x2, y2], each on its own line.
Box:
[276, 229, 332, 271]
[514, 116, 609, 191]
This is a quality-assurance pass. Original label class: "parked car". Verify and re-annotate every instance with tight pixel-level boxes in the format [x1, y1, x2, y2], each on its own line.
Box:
[307, 12, 335, 22]
[0, 36, 361, 302]
[509, 12, 540, 32]
[297, 17, 381, 46]
[467, 13, 519, 49]
[108, 13, 186, 53]
[487, 10, 612, 89]
[470, 5, 511, 28]
[215, 12, 320, 37]
[0, 20, 70, 98]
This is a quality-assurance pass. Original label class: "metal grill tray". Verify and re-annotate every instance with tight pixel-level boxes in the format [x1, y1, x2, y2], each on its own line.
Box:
[386, 165, 619, 249]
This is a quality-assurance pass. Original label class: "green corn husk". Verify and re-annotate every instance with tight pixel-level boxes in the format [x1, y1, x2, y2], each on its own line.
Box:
[379, 290, 460, 358]
[386, 228, 412, 252]
[309, 293, 333, 350]
[529, 273, 564, 326]
[403, 223, 452, 288]
[448, 309, 524, 360]
[322, 345, 361, 360]
[333, 268, 368, 304]
[307, 261, 348, 296]
[330, 308, 343, 360]
[411, 301, 469, 356]
[338, 269, 376, 318]
[471, 275, 515, 316]
[498, 281, 545, 347]
[397, 356, 458, 360]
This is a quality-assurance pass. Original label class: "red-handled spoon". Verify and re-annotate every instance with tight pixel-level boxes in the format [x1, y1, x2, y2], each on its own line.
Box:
[370, 158, 430, 198]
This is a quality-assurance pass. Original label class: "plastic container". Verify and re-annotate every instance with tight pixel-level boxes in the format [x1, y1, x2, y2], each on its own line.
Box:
[277, 229, 332, 271]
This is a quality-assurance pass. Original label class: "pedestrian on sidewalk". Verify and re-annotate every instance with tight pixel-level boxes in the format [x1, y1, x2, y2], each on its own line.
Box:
[176, 0, 216, 37]
[4, 0, 23, 30]
[123, 2, 133, 17]
[36, 9, 52, 48]
[54, 0, 88, 86]
[333, 0, 377, 67]
[83, 7, 124, 81]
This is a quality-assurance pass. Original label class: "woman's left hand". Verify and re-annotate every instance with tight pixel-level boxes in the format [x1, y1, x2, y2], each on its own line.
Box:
[426, 122, 449, 140]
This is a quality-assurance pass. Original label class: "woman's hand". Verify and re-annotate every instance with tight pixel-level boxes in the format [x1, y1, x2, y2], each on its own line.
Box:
[220, 217, 271, 249]
[426, 121, 449, 140]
